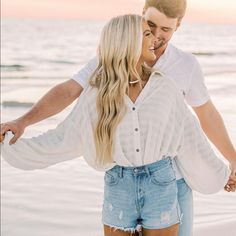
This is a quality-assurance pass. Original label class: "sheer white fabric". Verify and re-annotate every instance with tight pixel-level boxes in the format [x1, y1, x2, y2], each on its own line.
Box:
[1, 72, 230, 194]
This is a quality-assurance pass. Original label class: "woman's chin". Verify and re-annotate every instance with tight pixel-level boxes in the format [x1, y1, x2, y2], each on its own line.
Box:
[148, 54, 156, 61]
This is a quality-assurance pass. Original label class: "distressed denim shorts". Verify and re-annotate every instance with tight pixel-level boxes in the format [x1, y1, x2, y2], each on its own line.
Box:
[102, 157, 181, 232]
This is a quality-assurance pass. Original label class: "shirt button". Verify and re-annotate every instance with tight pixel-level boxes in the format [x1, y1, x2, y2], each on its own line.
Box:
[135, 128, 138, 131]
[136, 149, 140, 152]
[134, 168, 138, 173]
[132, 107, 136, 111]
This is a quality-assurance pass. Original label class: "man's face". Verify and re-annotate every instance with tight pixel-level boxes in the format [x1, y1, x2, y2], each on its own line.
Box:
[144, 7, 180, 52]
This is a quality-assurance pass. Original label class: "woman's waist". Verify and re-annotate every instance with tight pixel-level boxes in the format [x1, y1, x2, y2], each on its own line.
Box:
[111, 156, 174, 175]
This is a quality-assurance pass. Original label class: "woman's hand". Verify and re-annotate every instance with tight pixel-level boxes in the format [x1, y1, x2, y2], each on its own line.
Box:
[0, 133, 5, 143]
[0, 119, 26, 144]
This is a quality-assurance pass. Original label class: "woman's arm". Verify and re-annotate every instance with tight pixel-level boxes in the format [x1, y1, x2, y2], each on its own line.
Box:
[1, 80, 83, 145]
[1, 57, 98, 145]
[1, 99, 84, 170]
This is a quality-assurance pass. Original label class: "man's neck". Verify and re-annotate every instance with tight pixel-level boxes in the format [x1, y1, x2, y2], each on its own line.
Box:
[147, 44, 168, 67]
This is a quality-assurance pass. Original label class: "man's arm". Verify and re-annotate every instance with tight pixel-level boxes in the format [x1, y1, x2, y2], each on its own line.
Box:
[193, 100, 236, 178]
[1, 79, 83, 144]
[183, 56, 236, 179]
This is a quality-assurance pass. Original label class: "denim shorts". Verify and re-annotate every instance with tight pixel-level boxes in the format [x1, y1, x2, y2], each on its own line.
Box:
[102, 157, 182, 232]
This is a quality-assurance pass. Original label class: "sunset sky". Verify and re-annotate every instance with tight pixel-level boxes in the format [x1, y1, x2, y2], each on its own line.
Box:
[2, 0, 236, 24]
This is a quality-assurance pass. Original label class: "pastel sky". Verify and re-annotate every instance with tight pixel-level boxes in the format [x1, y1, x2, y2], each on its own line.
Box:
[2, 0, 236, 24]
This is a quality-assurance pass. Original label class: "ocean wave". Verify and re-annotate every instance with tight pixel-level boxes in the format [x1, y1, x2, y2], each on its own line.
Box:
[1, 76, 68, 80]
[1, 101, 34, 108]
[46, 59, 77, 65]
[192, 51, 236, 56]
[1, 64, 27, 71]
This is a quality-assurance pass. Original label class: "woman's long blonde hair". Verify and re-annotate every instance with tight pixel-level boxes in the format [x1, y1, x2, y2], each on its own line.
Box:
[90, 14, 150, 166]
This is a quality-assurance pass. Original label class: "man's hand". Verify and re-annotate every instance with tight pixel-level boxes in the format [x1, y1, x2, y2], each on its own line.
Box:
[224, 176, 236, 192]
[0, 119, 26, 144]
[224, 161, 236, 192]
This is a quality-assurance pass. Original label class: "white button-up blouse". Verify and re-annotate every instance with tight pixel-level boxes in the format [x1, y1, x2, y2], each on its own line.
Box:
[1, 72, 231, 194]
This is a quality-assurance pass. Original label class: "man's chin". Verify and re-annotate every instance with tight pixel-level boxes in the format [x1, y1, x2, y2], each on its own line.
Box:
[154, 42, 166, 51]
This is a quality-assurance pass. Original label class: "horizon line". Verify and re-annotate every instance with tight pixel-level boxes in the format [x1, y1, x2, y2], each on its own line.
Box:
[2, 16, 236, 25]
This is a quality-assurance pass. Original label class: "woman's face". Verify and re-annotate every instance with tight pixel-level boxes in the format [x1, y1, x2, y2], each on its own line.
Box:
[140, 20, 156, 62]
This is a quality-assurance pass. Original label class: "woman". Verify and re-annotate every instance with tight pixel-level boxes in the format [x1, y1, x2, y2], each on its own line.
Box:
[1, 15, 232, 236]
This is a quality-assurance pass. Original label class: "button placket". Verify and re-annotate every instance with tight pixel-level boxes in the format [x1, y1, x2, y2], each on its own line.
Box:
[131, 106, 142, 163]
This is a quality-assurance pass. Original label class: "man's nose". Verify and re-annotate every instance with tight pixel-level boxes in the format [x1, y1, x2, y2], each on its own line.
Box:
[151, 34, 156, 44]
[153, 28, 162, 39]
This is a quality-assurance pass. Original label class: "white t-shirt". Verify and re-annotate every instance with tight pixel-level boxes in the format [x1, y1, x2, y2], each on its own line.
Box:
[72, 43, 210, 107]
[2, 72, 230, 194]
[71, 43, 210, 179]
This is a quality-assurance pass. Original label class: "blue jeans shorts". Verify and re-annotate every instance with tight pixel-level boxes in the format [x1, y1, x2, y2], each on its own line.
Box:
[102, 157, 182, 232]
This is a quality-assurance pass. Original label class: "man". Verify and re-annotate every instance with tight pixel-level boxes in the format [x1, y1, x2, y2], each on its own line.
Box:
[1, 0, 236, 235]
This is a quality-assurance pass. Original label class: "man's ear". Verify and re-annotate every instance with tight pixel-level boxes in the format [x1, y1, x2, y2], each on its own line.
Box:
[176, 18, 182, 30]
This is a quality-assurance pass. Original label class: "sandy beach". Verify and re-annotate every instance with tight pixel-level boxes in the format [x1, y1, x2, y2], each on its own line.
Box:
[1, 72, 236, 236]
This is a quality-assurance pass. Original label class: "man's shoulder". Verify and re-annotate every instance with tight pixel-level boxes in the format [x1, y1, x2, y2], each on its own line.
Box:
[160, 74, 187, 113]
[168, 44, 197, 65]
[155, 72, 182, 97]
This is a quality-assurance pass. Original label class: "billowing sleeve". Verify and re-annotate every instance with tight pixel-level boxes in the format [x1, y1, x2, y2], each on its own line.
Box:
[176, 108, 231, 194]
[1, 99, 84, 170]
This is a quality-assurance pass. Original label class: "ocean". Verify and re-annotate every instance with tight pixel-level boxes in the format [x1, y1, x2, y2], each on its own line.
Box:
[1, 19, 236, 107]
[1, 19, 236, 236]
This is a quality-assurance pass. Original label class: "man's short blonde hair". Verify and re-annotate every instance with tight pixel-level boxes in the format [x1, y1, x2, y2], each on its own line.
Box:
[144, 0, 187, 19]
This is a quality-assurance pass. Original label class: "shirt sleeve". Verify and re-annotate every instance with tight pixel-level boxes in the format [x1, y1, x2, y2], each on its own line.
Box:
[176, 107, 231, 194]
[71, 57, 98, 88]
[184, 58, 210, 107]
[1, 99, 84, 170]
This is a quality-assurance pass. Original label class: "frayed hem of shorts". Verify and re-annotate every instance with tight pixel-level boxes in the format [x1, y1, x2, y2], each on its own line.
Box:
[104, 223, 140, 233]
[142, 220, 181, 230]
